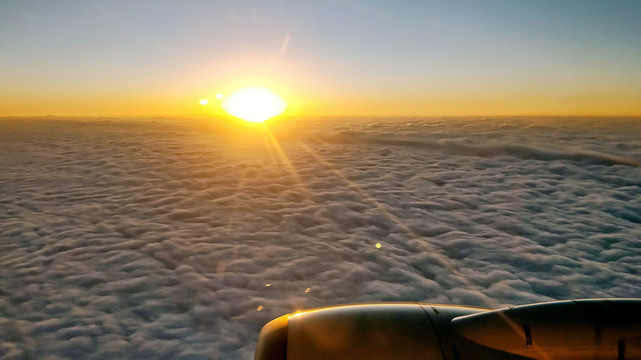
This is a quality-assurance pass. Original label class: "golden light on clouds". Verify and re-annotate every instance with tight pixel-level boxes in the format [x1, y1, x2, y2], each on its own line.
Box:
[221, 86, 287, 123]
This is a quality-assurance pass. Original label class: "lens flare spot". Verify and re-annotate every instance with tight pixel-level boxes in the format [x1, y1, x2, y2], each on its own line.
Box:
[376, 243, 382, 249]
[305, 287, 311, 293]
[216, 93, 224, 99]
[257, 305, 264, 312]
[200, 99, 208, 105]
[222, 86, 286, 123]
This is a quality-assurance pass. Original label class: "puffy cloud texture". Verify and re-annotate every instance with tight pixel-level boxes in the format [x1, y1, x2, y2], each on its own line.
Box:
[1, 116, 640, 359]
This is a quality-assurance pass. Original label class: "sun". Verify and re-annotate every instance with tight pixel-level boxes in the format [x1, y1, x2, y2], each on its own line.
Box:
[221, 86, 287, 123]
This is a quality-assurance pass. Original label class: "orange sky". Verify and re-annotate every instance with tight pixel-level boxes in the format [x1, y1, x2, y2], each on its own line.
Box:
[1, 1, 640, 117]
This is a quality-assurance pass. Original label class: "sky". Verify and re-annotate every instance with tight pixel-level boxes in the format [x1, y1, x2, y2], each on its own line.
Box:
[1, 0, 641, 117]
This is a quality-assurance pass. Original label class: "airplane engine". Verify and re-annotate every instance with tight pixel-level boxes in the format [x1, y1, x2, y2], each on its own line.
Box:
[255, 299, 641, 360]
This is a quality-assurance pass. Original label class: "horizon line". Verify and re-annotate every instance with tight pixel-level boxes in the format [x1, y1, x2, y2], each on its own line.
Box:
[2, 113, 641, 119]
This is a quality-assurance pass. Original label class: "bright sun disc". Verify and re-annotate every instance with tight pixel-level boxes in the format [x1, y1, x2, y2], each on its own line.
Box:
[221, 86, 287, 123]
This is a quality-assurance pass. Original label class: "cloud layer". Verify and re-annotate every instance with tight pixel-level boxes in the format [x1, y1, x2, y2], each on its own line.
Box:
[1, 116, 640, 359]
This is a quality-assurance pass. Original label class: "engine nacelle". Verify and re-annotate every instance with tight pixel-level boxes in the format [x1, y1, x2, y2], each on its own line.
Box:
[255, 299, 641, 360]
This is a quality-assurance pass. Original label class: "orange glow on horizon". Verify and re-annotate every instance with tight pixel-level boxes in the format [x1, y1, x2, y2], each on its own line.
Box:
[2, 86, 641, 117]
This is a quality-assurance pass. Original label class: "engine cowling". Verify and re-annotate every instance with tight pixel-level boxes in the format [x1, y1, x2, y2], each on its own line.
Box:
[255, 299, 641, 360]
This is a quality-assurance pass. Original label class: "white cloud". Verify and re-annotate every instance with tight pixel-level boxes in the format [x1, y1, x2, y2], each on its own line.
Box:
[0, 116, 640, 358]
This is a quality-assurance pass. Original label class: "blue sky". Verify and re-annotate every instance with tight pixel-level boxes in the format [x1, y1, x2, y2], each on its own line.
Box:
[2, 0, 640, 115]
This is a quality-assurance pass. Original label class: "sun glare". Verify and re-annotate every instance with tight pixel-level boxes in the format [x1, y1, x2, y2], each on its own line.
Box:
[221, 86, 287, 123]
[200, 99, 208, 105]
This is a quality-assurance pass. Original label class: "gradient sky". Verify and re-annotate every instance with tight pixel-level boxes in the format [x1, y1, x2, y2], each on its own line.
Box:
[1, 0, 640, 117]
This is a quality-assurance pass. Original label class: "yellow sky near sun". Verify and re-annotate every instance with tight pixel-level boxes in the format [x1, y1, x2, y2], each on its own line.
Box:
[6, 60, 641, 117]
[2, 48, 640, 118]
[305, 91, 641, 117]
[2, 54, 641, 118]
[2, 38, 640, 118]
[2, 67, 640, 117]
[3, 89, 641, 117]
